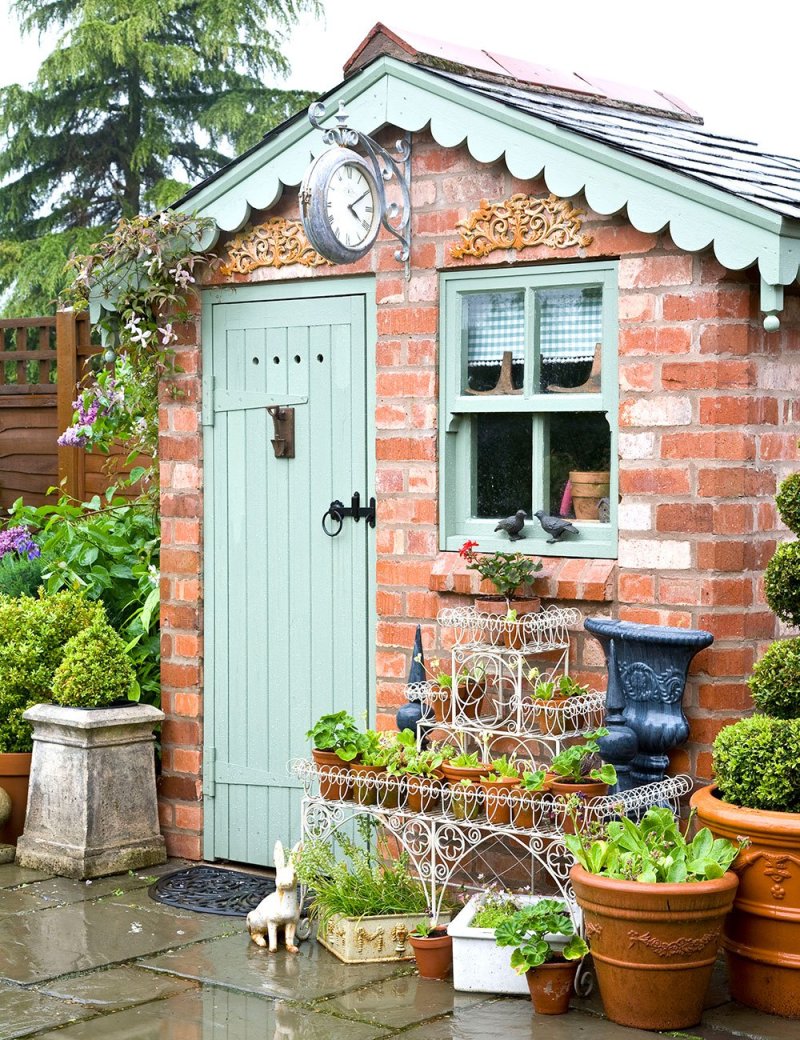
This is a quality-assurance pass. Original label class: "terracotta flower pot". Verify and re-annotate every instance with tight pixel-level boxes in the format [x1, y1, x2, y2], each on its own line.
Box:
[312, 748, 352, 801]
[409, 930, 453, 980]
[691, 784, 800, 1018]
[532, 695, 573, 736]
[430, 684, 451, 723]
[453, 680, 484, 720]
[526, 957, 580, 1015]
[570, 863, 738, 1030]
[569, 470, 610, 521]
[377, 774, 404, 809]
[440, 763, 490, 784]
[450, 782, 483, 820]
[549, 779, 609, 834]
[405, 773, 442, 814]
[509, 785, 551, 829]
[480, 776, 521, 826]
[503, 598, 541, 650]
[349, 762, 385, 806]
[0, 752, 32, 845]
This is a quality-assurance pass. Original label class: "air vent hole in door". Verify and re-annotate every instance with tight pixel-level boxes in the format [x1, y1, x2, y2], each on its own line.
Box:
[273, 356, 280, 364]
[316, 354, 324, 363]
[252, 357, 260, 365]
[294, 355, 302, 364]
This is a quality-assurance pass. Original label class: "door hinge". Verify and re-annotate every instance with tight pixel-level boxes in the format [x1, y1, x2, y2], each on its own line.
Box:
[203, 746, 216, 798]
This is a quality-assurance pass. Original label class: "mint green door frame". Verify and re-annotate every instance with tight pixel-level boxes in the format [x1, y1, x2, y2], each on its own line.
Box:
[201, 277, 376, 865]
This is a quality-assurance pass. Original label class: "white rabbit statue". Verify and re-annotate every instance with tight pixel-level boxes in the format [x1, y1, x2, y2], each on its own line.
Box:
[246, 840, 302, 953]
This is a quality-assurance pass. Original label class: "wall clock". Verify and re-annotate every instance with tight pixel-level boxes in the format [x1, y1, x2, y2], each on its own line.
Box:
[299, 148, 382, 265]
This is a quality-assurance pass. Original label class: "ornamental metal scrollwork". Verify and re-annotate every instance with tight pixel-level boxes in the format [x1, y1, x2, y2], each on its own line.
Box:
[220, 217, 333, 275]
[627, 929, 719, 957]
[450, 193, 592, 260]
[618, 662, 685, 704]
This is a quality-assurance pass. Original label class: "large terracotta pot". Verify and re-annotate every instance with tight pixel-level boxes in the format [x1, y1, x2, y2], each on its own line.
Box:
[526, 958, 580, 1015]
[550, 779, 608, 834]
[405, 773, 442, 814]
[691, 784, 800, 1018]
[409, 930, 452, 980]
[0, 752, 32, 845]
[570, 863, 738, 1030]
[569, 470, 610, 520]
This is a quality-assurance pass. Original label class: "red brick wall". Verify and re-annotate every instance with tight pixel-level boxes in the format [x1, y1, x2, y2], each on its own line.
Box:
[156, 128, 800, 858]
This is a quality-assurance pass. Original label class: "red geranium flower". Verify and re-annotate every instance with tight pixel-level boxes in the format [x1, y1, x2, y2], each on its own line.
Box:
[459, 540, 479, 559]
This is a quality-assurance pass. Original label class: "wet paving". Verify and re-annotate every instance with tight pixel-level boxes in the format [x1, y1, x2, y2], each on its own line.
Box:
[0, 860, 790, 1040]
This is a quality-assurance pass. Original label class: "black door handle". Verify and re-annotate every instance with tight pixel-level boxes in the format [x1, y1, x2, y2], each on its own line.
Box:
[321, 493, 376, 536]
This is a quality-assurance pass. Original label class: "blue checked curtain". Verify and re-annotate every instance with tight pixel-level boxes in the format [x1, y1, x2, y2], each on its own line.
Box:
[467, 287, 602, 366]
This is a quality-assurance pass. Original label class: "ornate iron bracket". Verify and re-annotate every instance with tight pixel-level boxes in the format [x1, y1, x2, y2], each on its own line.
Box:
[308, 101, 412, 277]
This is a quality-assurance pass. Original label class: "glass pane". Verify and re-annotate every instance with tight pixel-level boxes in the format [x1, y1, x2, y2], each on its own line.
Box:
[464, 291, 525, 395]
[546, 412, 611, 523]
[475, 414, 532, 518]
[538, 287, 602, 393]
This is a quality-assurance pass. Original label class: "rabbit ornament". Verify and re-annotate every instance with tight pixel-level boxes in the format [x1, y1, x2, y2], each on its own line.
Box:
[246, 840, 302, 952]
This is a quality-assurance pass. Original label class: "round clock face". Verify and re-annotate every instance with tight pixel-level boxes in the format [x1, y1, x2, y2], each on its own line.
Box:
[299, 148, 382, 264]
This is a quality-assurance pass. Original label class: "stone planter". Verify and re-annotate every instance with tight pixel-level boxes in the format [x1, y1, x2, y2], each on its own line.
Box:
[0, 752, 32, 845]
[318, 911, 429, 963]
[15, 703, 166, 879]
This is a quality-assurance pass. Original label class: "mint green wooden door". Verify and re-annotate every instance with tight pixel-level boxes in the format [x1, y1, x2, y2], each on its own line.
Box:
[203, 286, 374, 866]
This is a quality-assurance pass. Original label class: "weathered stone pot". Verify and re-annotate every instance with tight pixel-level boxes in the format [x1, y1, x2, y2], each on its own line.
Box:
[15, 703, 166, 879]
[0, 752, 32, 845]
[318, 912, 429, 963]
[570, 863, 738, 1030]
[691, 784, 800, 1018]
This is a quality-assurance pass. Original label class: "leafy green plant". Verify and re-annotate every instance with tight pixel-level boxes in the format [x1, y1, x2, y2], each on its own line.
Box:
[459, 542, 542, 602]
[748, 637, 800, 719]
[528, 672, 590, 701]
[495, 899, 587, 973]
[0, 554, 43, 598]
[564, 807, 745, 883]
[764, 541, 800, 628]
[448, 750, 482, 768]
[776, 471, 800, 536]
[0, 591, 102, 751]
[471, 889, 521, 929]
[480, 754, 520, 781]
[402, 748, 447, 778]
[52, 616, 136, 708]
[713, 715, 800, 812]
[305, 711, 362, 760]
[357, 730, 393, 768]
[549, 729, 617, 786]
[520, 769, 549, 792]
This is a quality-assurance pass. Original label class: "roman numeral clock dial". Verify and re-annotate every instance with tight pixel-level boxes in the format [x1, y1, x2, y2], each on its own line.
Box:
[299, 147, 382, 265]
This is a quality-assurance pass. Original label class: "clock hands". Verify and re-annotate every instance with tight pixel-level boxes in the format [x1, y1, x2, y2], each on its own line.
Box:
[347, 189, 371, 214]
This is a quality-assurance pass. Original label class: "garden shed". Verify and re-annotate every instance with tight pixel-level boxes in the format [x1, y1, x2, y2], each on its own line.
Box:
[158, 23, 800, 866]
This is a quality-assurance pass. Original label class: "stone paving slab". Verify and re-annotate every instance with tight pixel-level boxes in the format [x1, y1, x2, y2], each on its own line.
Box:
[18, 860, 182, 909]
[701, 1003, 800, 1040]
[313, 973, 491, 1030]
[0, 898, 239, 985]
[139, 931, 409, 1001]
[0, 981, 93, 1039]
[28, 985, 391, 1040]
[0, 865, 53, 888]
[36, 964, 198, 1010]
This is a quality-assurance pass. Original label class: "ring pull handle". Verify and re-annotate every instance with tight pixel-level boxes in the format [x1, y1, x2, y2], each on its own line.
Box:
[322, 500, 345, 537]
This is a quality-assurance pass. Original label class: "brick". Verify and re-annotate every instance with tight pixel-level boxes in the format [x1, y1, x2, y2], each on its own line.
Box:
[173, 633, 201, 658]
[172, 748, 202, 773]
[699, 324, 750, 355]
[376, 436, 437, 462]
[698, 682, 754, 711]
[620, 396, 691, 427]
[174, 804, 203, 831]
[618, 539, 691, 570]
[697, 467, 775, 498]
[407, 529, 438, 555]
[164, 832, 202, 860]
[619, 326, 691, 356]
[408, 467, 437, 493]
[174, 692, 201, 717]
[694, 646, 754, 677]
[375, 404, 409, 430]
[659, 577, 703, 606]
[416, 209, 463, 234]
[375, 650, 408, 680]
[619, 363, 655, 392]
[655, 504, 713, 533]
[377, 307, 437, 336]
[406, 340, 437, 365]
[712, 504, 754, 535]
[618, 255, 693, 288]
[375, 467, 405, 492]
[618, 502, 652, 532]
[585, 225, 658, 255]
[618, 573, 655, 602]
[620, 468, 691, 495]
[662, 289, 751, 321]
[760, 433, 800, 461]
[618, 294, 656, 322]
[376, 372, 437, 397]
[161, 662, 200, 687]
[376, 590, 403, 617]
[406, 590, 442, 618]
[619, 432, 656, 460]
[697, 541, 746, 572]
[377, 621, 420, 647]
[699, 396, 778, 426]
[376, 559, 433, 587]
[157, 775, 201, 801]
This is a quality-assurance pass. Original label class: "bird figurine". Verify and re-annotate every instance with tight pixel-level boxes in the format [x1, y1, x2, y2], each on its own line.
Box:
[494, 509, 527, 541]
[533, 510, 579, 544]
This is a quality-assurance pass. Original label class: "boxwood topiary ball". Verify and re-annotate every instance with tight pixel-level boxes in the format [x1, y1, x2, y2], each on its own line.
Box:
[764, 541, 800, 628]
[749, 638, 800, 719]
[776, 471, 800, 537]
[713, 715, 800, 812]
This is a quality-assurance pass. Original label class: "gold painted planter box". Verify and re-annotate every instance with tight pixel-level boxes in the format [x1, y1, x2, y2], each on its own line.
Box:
[317, 912, 429, 963]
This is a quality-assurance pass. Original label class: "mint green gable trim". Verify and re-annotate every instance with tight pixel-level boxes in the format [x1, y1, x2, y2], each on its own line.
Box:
[179, 56, 800, 294]
[439, 261, 619, 561]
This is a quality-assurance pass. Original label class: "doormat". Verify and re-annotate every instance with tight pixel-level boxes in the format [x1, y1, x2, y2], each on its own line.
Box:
[149, 865, 296, 917]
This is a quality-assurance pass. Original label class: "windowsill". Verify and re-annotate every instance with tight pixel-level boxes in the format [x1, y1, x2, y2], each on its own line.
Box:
[429, 552, 616, 603]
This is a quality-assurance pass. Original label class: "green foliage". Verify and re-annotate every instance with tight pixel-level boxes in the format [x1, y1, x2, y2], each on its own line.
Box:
[549, 729, 617, 785]
[0, 227, 103, 317]
[564, 807, 745, 883]
[52, 616, 135, 707]
[749, 638, 800, 719]
[471, 890, 520, 930]
[776, 472, 800, 537]
[7, 492, 160, 706]
[764, 541, 800, 627]
[294, 821, 430, 935]
[520, 769, 548, 792]
[495, 899, 587, 973]
[356, 730, 393, 768]
[0, 554, 43, 598]
[306, 711, 362, 759]
[460, 542, 542, 600]
[528, 672, 590, 701]
[713, 715, 800, 812]
[0, 590, 101, 751]
[481, 754, 520, 780]
[448, 750, 482, 768]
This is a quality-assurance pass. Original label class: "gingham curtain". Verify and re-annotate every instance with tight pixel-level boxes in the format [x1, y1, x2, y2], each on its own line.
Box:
[467, 288, 601, 366]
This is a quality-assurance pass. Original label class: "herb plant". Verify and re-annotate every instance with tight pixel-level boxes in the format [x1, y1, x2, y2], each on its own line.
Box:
[713, 715, 800, 812]
[564, 807, 745, 883]
[549, 729, 617, 786]
[748, 637, 800, 719]
[459, 542, 542, 602]
[448, 750, 482, 768]
[495, 899, 587, 973]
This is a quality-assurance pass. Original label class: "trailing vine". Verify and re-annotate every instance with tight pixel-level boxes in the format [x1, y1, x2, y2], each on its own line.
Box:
[62, 210, 215, 492]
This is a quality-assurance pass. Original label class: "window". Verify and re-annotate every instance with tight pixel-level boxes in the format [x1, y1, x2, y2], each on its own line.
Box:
[439, 261, 618, 558]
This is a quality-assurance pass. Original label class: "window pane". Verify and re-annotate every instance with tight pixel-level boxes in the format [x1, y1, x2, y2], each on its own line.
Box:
[546, 412, 611, 523]
[464, 291, 525, 395]
[538, 287, 602, 393]
[475, 414, 532, 518]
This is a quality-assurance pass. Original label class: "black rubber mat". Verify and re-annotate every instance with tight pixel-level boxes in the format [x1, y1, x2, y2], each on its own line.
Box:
[148, 865, 280, 916]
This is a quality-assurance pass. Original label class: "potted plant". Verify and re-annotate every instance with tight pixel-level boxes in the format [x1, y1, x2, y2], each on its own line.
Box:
[453, 661, 487, 720]
[413, 655, 469, 723]
[295, 824, 433, 963]
[349, 730, 392, 806]
[401, 746, 448, 814]
[567, 441, 611, 522]
[528, 670, 592, 736]
[408, 918, 453, 980]
[565, 807, 743, 1030]
[450, 778, 483, 820]
[16, 609, 165, 878]
[548, 729, 617, 829]
[306, 710, 362, 801]
[479, 754, 521, 825]
[440, 748, 491, 784]
[459, 541, 542, 643]
[691, 470, 800, 1017]
[495, 899, 588, 1014]
[509, 768, 551, 829]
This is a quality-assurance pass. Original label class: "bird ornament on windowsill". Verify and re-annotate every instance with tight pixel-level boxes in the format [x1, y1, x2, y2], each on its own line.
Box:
[533, 510, 579, 544]
[494, 509, 527, 541]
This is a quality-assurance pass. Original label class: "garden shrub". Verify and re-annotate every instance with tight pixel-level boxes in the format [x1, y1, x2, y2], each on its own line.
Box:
[776, 471, 800, 536]
[764, 541, 800, 628]
[713, 715, 800, 813]
[0, 554, 43, 598]
[749, 637, 800, 719]
[52, 617, 135, 708]
[0, 591, 102, 751]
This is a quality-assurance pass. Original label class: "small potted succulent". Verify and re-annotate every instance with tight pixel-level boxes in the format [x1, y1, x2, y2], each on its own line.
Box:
[408, 918, 453, 980]
[479, 754, 522, 825]
[565, 807, 743, 1030]
[459, 541, 542, 644]
[306, 710, 361, 801]
[528, 670, 592, 736]
[495, 899, 588, 1014]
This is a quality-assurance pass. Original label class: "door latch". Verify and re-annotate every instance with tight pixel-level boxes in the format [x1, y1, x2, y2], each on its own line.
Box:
[267, 406, 295, 458]
[322, 492, 376, 537]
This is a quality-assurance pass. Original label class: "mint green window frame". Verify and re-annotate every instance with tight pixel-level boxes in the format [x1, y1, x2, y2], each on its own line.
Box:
[439, 261, 619, 559]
